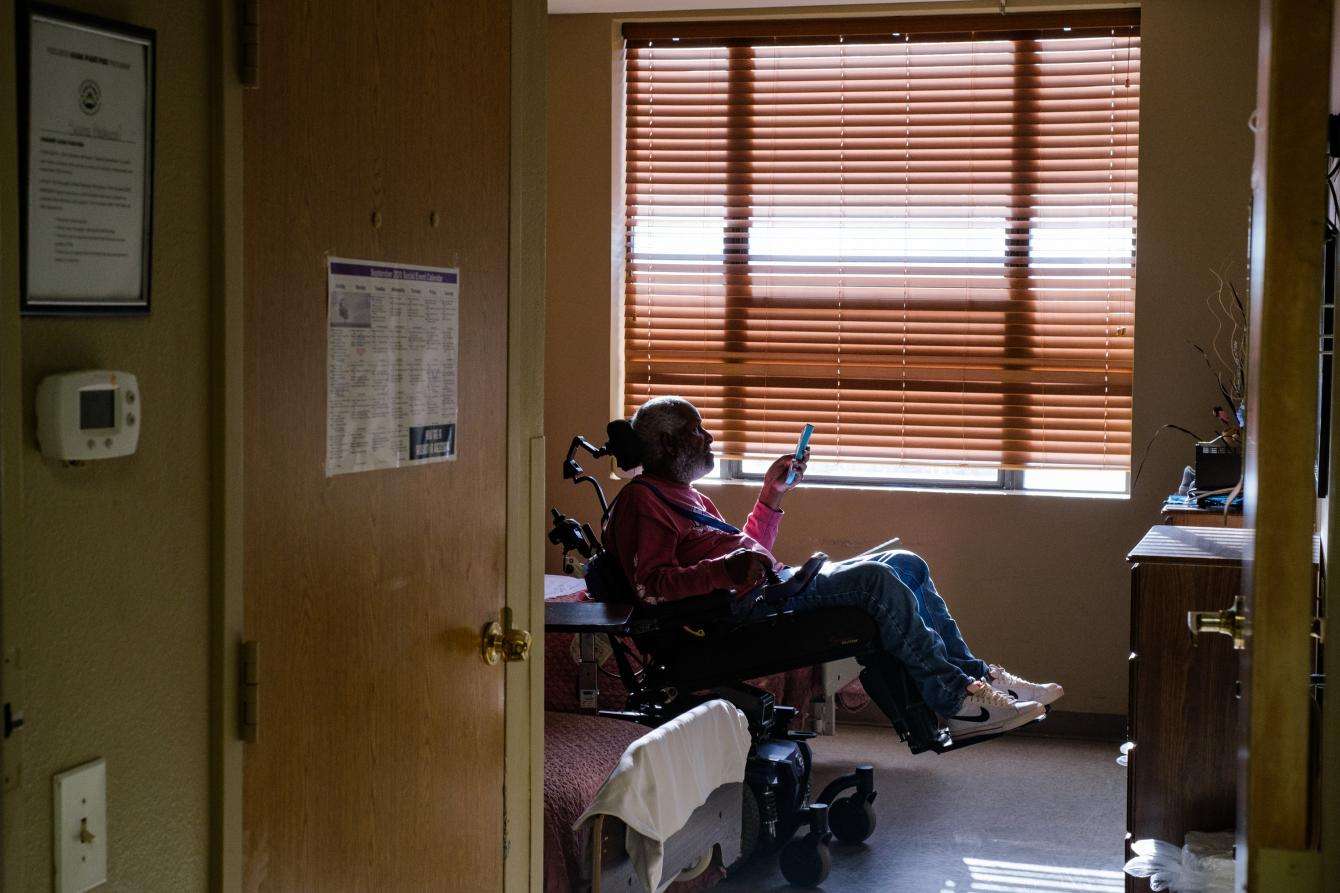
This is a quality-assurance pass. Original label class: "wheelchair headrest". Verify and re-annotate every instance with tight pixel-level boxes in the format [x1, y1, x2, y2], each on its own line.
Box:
[605, 419, 645, 472]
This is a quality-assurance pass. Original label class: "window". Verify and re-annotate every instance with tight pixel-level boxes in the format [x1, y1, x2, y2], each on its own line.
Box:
[621, 11, 1140, 490]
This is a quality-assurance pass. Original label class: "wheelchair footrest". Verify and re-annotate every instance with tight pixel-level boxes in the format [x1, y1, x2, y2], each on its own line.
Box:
[856, 660, 950, 754]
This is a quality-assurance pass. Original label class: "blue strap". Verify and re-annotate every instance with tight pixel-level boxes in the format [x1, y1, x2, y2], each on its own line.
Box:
[626, 478, 742, 535]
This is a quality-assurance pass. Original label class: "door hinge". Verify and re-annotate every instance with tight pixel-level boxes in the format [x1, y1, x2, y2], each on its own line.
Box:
[239, 640, 259, 742]
[239, 0, 259, 88]
[3, 702, 24, 739]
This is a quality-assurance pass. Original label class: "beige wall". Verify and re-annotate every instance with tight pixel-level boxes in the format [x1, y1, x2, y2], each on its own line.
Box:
[1, 1, 216, 888]
[546, 0, 1260, 716]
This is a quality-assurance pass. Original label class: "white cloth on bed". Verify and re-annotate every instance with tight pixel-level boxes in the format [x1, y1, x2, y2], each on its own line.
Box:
[574, 698, 751, 893]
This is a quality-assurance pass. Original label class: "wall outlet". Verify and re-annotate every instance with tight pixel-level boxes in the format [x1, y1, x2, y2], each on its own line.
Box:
[53, 758, 107, 893]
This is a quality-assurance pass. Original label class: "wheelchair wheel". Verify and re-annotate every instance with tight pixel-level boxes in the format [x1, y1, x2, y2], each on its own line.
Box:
[779, 836, 831, 888]
[828, 795, 877, 844]
[725, 784, 762, 876]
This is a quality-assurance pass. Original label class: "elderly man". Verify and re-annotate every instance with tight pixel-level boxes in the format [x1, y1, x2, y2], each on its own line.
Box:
[605, 395, 1062, 741]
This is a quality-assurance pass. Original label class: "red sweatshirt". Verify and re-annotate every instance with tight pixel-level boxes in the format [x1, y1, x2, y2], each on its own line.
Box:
[605, 473, 784, 604]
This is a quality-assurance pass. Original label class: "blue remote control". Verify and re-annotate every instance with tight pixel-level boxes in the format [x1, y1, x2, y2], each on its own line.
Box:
[786, 424, 814, 486]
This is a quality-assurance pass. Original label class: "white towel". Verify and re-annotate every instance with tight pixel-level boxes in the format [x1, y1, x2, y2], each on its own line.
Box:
[575, 699, 751, 892]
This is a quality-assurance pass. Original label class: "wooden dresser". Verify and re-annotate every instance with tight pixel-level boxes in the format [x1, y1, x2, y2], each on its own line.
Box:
[1124, 526, 1245, 892]
[1123, 526, 1320, 892]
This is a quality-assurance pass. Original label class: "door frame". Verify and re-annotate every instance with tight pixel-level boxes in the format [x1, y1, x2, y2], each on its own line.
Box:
[207, 0, 547, 888]
[207, 0, 244, 889]
[0, 4, 22, 889]
[505, 0, 547, 890]
[1241, 0, 1330, 889]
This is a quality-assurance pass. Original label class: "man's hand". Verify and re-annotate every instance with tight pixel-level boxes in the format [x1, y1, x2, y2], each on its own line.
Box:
[723, 548, 772, 589]
[759, 449, 809, 510]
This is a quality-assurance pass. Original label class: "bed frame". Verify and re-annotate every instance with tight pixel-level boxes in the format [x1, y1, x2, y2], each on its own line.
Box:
[588, 782, 744, 892]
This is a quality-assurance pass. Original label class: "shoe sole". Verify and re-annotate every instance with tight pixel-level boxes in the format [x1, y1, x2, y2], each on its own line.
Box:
[946, 704, 1046, 740]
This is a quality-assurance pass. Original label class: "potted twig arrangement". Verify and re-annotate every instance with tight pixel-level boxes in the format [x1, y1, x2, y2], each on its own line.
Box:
[1135, 266, 1248, 516]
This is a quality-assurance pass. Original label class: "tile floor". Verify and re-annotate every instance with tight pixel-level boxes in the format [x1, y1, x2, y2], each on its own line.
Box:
[723, 726, 1127, 892]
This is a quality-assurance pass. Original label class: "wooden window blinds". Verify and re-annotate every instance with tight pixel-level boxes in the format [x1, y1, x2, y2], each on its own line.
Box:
[621, 11, 1140, 470]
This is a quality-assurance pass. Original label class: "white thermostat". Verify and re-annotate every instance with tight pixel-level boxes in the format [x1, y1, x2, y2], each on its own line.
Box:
[36, 371, 140, 462]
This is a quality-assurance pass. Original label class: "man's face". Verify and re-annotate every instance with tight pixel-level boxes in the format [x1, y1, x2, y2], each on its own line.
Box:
[668, 406, 715, 481]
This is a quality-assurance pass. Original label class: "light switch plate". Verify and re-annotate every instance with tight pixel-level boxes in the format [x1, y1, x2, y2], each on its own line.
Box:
[53, 758, 107, 893]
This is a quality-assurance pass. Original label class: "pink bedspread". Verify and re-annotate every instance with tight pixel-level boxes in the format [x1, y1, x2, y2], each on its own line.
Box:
[544, 711, 646, 893]
[837, 677, 872, 712]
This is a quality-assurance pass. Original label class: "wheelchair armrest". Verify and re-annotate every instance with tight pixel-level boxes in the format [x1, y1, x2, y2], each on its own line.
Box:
[545, 591, 733, 635]
[755, 552, 828, 608]
[544, 601, 635, 633]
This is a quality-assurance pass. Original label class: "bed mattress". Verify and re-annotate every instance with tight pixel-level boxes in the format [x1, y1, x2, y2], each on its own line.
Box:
[544, 711, 646, 893]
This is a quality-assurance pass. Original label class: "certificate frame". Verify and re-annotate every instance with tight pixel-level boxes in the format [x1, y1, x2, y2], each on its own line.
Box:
[17, 3, 156, 316]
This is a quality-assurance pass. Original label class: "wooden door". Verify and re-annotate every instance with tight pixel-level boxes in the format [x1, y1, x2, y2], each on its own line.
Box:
[242, 2, 513, 889]
[1239, 0, 1329, 889]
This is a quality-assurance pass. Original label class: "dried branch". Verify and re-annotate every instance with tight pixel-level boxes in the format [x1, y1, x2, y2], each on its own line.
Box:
[1187, 340, 1237, 407]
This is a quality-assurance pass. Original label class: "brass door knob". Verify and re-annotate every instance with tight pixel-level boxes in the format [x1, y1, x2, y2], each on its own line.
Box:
[481, 607, 531, 665]
[1188, 594, 1249, 650]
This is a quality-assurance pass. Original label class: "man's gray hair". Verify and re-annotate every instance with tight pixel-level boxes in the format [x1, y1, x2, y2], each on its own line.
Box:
[631, 396, 697, 468]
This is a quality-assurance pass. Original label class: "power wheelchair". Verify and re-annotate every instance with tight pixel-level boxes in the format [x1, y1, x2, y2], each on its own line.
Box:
[544, 422, 1021, 887]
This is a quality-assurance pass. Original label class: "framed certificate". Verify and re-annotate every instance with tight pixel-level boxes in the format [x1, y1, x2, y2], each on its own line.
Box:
[18, 3, 156, 315]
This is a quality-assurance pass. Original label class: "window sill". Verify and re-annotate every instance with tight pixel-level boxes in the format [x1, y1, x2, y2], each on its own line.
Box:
[694, 477, 1131, 501]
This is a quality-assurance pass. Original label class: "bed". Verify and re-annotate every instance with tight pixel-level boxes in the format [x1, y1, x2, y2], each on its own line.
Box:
[543, 708, 746, 893]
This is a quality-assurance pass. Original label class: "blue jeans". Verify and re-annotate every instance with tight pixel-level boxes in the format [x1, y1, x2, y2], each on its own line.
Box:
[778, 550, 988, 716]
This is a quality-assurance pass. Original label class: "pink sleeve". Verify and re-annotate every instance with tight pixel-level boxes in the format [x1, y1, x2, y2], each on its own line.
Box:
[696, 493, 782, 553]
[743, 501, 783, 552]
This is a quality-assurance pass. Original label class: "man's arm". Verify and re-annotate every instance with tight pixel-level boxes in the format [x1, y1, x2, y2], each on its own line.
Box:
[740, 451, 809, 551]
[743, 501, 783, 552]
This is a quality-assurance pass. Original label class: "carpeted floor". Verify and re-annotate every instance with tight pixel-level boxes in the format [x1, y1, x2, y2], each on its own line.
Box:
[723, 725, 1127, 892]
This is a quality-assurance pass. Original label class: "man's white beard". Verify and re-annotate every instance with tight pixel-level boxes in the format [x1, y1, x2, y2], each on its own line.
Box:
[671, 448, 714, 482]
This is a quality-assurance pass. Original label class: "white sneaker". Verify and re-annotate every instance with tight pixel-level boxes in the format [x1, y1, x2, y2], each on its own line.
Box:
[987, 665, 1064, 707]
[945, 683, 1045, 740]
